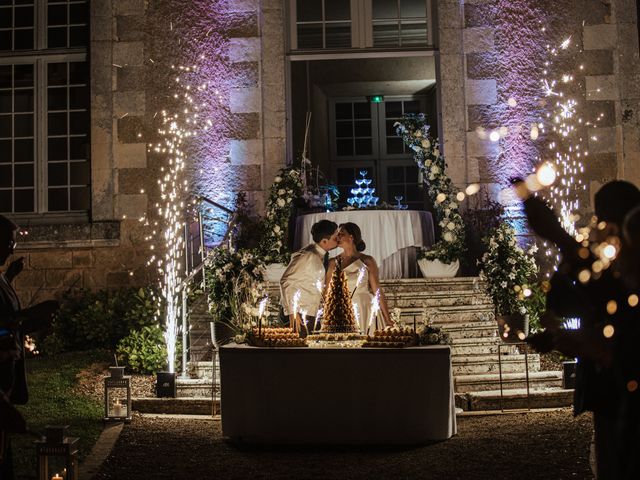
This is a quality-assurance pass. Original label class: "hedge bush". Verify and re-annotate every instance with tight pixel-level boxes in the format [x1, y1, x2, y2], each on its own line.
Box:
[40, 287, 158, 355]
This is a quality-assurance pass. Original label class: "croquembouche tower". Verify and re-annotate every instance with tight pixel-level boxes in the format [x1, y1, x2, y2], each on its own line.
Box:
[322, 257, 358, 333]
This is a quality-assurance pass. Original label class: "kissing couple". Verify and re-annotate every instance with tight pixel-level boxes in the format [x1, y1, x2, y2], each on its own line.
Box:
[279, 219, 393, 336]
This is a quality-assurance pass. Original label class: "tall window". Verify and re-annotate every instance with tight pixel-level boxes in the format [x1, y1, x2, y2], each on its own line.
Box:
[330, 97, 426, 210]
[0, 0, 90, 216]
[372, 0, 429, 47]
[289, 0, 433, 51]
[295, 0, 352, 49]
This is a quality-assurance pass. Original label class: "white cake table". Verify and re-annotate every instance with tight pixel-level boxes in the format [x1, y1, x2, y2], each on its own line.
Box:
[220, 344, 457, 445]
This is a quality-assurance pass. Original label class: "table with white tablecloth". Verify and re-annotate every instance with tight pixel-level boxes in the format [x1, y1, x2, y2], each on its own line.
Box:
[293, 210, 435, 279]
[220, 344, 457, 445]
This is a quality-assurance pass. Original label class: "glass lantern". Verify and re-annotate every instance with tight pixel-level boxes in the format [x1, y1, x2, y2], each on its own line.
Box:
[35, 426, 78, 480]
[104, 366, 132, 422]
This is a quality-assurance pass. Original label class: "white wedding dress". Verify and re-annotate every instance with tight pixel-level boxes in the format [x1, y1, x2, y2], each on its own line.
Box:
[343, 259, 382, 335]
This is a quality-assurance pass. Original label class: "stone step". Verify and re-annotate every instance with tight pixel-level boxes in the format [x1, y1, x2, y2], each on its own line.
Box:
[458, 388, 574, 411]
[438, 323, 498, 339]
[451, 342, 501, 356]
[177, 378, 220, 397]
[454, 371, 563, 393]
[452, 354, 540, 375]
[186, 361, 219, 380]
[266, 277, 488, 296]
[381, 277, 487, 293]
[384, 292, 493, 308]
[132, 397, 216, 416]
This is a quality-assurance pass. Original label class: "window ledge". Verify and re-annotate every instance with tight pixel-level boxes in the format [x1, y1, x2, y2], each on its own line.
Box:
[288, 47, 436, 61]
[17, 221, 121, 250]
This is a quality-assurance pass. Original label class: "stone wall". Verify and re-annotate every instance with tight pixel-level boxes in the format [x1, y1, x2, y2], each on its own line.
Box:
[7, 0, 640, 304]
[450, 0, 640, 212]
[10, 0, 289, 303]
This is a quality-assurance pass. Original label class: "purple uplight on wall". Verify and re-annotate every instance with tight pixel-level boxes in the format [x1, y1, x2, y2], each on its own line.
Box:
[148, 0, 247, 214]
[469, 0, 567, 186]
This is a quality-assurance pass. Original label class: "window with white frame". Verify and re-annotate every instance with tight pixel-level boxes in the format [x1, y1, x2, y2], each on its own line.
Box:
[289, 0, 433, 51]
[0, 0, 89, 216]
[330, 97, 426, 210]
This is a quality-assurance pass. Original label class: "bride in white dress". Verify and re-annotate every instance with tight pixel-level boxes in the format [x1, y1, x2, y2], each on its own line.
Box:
[324, 222, 393, 334]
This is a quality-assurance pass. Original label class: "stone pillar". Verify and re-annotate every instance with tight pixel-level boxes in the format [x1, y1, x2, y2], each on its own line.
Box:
[437, 0, 468, 186]
[260, 0, 288, 214]
[611, 0, 640, 187]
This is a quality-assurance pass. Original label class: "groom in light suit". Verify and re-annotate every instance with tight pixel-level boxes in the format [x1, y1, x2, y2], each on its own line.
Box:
[280, 220, 338, 336]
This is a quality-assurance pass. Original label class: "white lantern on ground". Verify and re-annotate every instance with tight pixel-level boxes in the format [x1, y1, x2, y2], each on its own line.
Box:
[35, 426, 79, 480]
[104, 366, 132, 422]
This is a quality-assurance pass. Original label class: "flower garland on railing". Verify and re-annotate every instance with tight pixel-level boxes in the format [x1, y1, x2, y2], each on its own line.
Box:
[478, 222, 539, 317]
[259, 167, 304, 264]
[395, 114, 466, 264]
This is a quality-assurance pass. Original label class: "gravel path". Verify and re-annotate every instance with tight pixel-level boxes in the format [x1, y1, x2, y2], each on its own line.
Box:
[94, 409, 593, 480]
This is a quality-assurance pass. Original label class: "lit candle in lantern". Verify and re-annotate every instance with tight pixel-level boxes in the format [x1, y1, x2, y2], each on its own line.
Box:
[51, 474, 63, 480]
[113, 400, 126, 417]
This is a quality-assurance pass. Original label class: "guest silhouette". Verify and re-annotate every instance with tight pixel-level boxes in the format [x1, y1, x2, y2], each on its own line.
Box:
[0, 215, 59, 480]
[521, 181, 640, 480]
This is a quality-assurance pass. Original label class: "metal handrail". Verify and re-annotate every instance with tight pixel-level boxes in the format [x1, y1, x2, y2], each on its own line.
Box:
[178, 195, 237, 378]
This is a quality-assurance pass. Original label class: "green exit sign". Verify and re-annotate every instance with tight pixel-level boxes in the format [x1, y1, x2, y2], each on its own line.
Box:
[369, 95, 384, 103]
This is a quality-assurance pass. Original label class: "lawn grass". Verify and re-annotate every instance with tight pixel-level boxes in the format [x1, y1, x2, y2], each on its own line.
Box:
[11, 350, 111, 480]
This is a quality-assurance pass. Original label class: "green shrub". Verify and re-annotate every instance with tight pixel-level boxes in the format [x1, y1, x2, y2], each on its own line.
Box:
[116, 324, 181, 374]
[40, 287, 158, 355]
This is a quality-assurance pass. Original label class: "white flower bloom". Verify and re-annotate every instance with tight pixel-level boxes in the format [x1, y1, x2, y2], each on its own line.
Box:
[421, 139, 431, 149]
[273, 225, 281, 233]
[431, 165, 440, 174]
[274, 176, 282, 183]
[447, 222, 456, 230]
[433, 149, 440, 157]
[425, 160, 432, 167]
[278, 189, 286, 195]
[276, 198, 285, 207]
[414, 131, 422, 138]
[520, 306, 527, 315]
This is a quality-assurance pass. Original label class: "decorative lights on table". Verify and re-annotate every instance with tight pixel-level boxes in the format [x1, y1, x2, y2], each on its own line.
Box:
[347, 171, 379, 208]
[104, 366, 132, 422]
[35, 426, 78, 480]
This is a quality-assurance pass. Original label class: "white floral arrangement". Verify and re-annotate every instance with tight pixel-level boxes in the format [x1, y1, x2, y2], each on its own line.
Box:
[395, 114, 466, 264]
[259, 167, 304, 264]
[205, 245, 266, 325]
[478, 222, 539, 317]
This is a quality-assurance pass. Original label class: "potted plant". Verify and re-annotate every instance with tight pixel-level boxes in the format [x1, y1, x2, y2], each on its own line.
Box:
[478, 222, 539, 342]
[395, 114, 466, 276]
[259, 167, 304, 281]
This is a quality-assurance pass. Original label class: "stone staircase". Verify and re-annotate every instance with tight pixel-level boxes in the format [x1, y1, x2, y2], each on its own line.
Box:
[171, 277, 571, 411]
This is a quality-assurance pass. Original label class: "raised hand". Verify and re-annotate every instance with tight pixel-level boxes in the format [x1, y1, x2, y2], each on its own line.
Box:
[5, 256, 25, 282]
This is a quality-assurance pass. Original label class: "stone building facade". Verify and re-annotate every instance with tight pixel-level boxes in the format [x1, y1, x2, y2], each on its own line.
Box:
[3, 0, 639, 302]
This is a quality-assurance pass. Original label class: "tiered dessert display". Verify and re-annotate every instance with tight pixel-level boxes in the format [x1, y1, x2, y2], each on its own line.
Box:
[321, 258, 359, 334]
[248, 327, 308, 347]
[362, 326, 418, 348]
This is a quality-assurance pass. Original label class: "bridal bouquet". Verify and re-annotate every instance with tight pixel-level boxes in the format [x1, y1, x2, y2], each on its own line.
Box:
[395, 114, 466, 264]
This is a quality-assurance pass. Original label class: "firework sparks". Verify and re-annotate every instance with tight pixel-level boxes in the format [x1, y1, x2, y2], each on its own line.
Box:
[368, 289, 381, 331]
